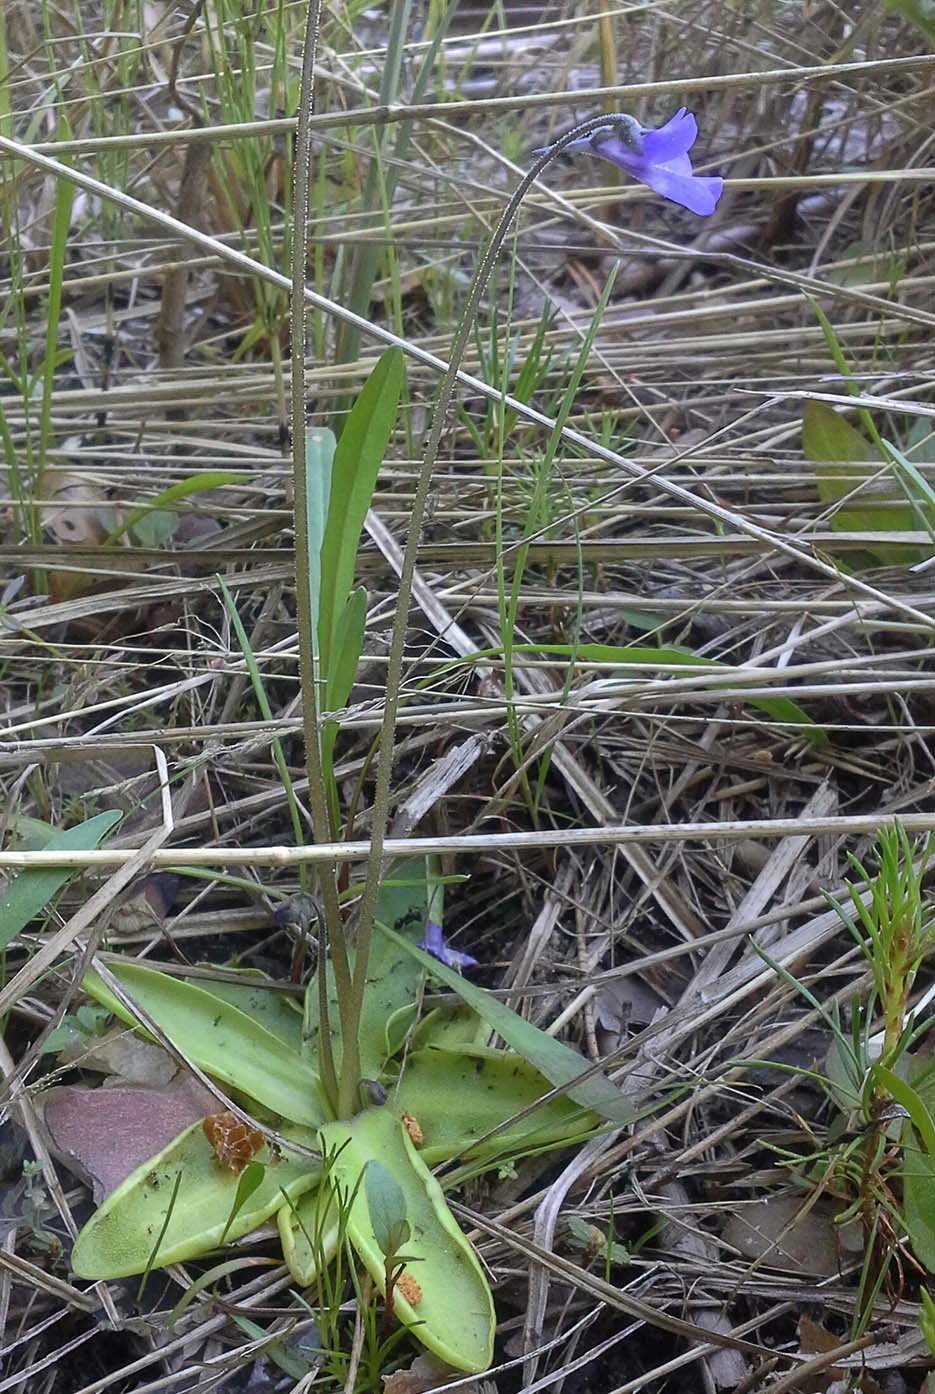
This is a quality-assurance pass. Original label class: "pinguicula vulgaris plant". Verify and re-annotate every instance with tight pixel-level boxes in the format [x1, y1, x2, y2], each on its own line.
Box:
[69, 101, 726, 1377]
[68, 359, 631, 1373]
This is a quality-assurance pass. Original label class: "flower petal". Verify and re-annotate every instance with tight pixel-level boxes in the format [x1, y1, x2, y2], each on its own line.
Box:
[535, 108, 723, 217]
[639, 166, 724, 216]
[581, 133, 642, 176]
[418, 922, 479, 971]
[639, 107, 697, 163]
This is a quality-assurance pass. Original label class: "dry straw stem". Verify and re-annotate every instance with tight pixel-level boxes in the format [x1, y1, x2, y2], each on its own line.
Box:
[7, 812, 935, 870]
[2, 127, 933, 642]
[24, 53, 935, 155]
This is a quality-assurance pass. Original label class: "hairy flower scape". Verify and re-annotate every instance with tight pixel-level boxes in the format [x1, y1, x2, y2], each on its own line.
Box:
[536, 107, 724, 216]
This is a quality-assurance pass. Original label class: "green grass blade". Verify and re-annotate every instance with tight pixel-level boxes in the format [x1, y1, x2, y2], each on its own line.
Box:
[427, 641, 825, 746]
[217, 574, 304, 854]
[0, 811, 121, 954]
[35, 114, 75, 550]
[220, 1159, 266, 1243]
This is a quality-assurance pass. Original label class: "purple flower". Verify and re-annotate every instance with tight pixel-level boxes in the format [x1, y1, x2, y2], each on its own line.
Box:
[418, 922, 478, 971]
[536, 108, 723, 217]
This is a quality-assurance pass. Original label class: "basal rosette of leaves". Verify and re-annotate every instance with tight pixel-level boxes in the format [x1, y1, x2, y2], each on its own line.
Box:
[70, 859, 628, 1374]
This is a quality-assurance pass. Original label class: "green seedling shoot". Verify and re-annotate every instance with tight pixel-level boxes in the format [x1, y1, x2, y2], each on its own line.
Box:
[752, 824, 935, 1325]
[364, 1160, 415, 1335]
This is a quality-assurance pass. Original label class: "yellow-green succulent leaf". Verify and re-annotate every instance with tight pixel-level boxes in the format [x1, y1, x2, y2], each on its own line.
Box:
[84, 961, 323, 1126]
[378, 923, 635, 1124]
[71, 1121, 320, 1280]
[320, 1107, 495, 1373]
[409, 1006, 488, 1053]
[180, 968, 303, 1050]
[392, 1045, 600, 1165]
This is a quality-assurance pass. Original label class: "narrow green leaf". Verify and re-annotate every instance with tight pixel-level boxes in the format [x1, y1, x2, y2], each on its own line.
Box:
[803, 400, 927, 565]
[320, 585, 368, 796]
[378, 923, 635, 1125]
[882, 437, 935, 552]
[429, 642, 824, 746]
[808, 297, 884, 447]
[278, 1184, 341, 1287]
[901, 1124, 935, 1271]
[305, 427, 336, 650]
[522, 642, 823, 744]
[804, 398, 878, 468]
[921, 1287, 935, 1357]
[318, 349, 403, 672]
[138, 1169, 182, 1300]
[83, 962, 323, 1126]
[220, 1159, 266, 1243]
[894, 1057, 935, 1271]
[0, 811, 121, 954]
[37, 118, 75, 500]
[305, 859, 441, 1078]
[72, 1120, 319, 1279]
[131, 509, 178, 548]
[325, 586, 367, 713]
[230, 1315, 315, 1380]
[876, 1064, 935, 1156]
[322, 1107, 495, 1372]
[167, 1256, 264, 1331]
[884, 0, 935, 44]
[218, 573, 304, 851]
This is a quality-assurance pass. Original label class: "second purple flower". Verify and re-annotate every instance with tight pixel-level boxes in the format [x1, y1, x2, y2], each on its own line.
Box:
[536, 107, 724, 217]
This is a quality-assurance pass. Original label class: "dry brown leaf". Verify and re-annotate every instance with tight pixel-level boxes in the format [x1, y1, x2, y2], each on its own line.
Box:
[382, 1352, 493, 1394]
[40, 1074, 215, 1202]
[797, 1317, 883, 1394]
[58, 1027, 177, 1087]
[723, 1193, 846, 1277]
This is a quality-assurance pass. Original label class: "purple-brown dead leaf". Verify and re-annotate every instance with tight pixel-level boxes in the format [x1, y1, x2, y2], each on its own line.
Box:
[41, 1074, 216, 1202]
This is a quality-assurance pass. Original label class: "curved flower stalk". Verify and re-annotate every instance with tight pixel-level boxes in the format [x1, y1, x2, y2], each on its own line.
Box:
[535, 107, 724, 216]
